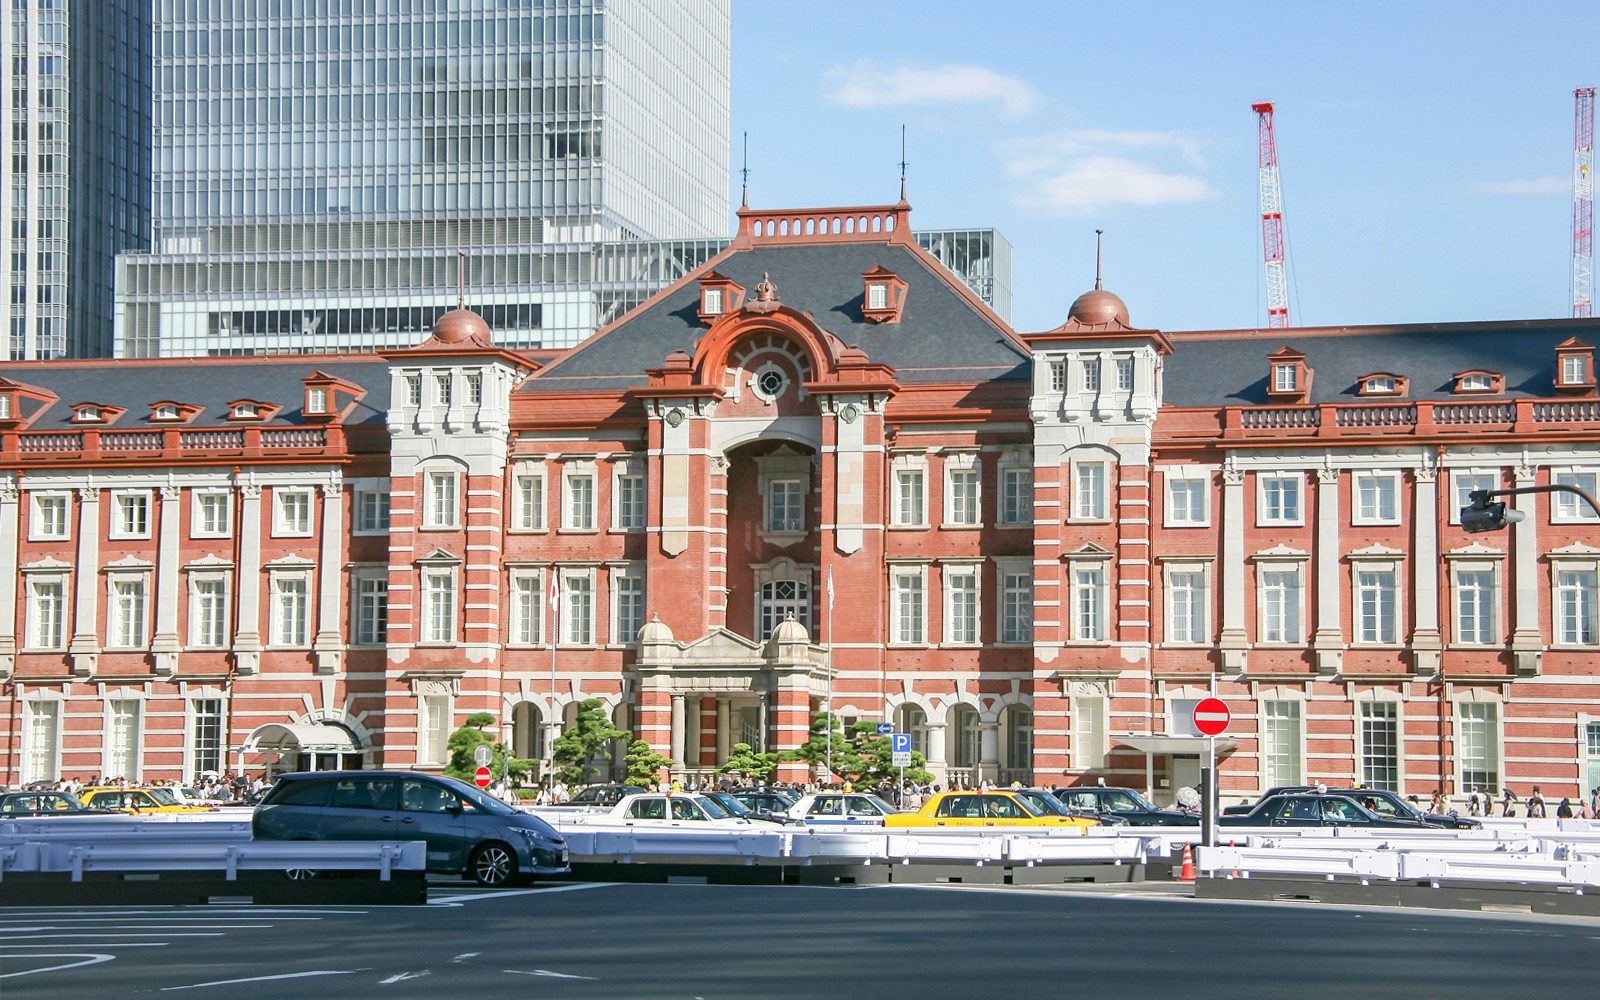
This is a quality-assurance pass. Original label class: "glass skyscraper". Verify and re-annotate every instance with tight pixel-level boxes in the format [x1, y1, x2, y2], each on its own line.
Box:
[117, 0, 731, 357]
[3, 1, 153, 360]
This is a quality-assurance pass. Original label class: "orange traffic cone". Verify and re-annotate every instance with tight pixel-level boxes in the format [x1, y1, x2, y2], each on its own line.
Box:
[1177, 842, 1196, 882]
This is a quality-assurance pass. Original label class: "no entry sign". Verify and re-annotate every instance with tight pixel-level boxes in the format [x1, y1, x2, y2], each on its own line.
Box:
[474, 765, 493, 788]
[1192, 698, 1231, 737]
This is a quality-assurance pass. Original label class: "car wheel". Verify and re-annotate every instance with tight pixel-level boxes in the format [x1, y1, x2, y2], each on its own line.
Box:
[469, 842, 517, 887]
[284, 868, 319, 880]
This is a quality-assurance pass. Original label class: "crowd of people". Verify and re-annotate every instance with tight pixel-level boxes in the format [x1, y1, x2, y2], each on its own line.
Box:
[19, 772, 269, 803]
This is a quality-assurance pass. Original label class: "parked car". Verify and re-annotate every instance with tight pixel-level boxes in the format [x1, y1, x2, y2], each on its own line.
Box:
[79, 787, 218, 814]
[542, 783, 649, 810]
[883, 790, 1099, 829]
[1054, 786, 1196, 827]
[252, 770, 569, 887]
[786, 792, 899, 826]
[725, 787, 801, 821]
[700, 790, 790, 824]
[0, 790, 98, 817]
[584, 792, 755, 826]
[1222, 786, 1480, 829]
[1218, 792, 1429, 829]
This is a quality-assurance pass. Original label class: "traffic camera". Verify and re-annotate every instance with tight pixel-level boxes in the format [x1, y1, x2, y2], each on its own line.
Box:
[1460, 489, 1525, 533]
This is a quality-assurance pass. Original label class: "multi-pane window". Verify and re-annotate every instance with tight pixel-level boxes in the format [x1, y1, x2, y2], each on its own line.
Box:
[1073, 461, 1107, 519]
[1005, 707, 1034, 772]
[113, 491, 150, 537]
[1450, 472, 1496, 524]
[1454, 568, 1497, 645]
[1273, 363, 1298, 392]
[425, 472, 458, 529]
[272, 576, 309, 646]
[892, 569, 926, 644]
[1165, 567, 1207, 643]
[893, 467, 925, 526]
[954, 707, 981, 769]
[1001, 569, 1032, 644]
[422, 570, 456, 644]
[1556, 568, 1599, 645]
[759, 580, 811, 639]
[1073, 565, 1106, 641]
[510, 574, 544, 645]
[30, 493, 68, 539]
[614, 573, 645, 644]
[1074, 696, 1106, 769]
[23, 700, 60, 784]
[899, 705, 929, 757]
[564, 472, 596, 531]
[1258, 566, 1302, 644]
[26, 577, 65, 649]
[107, 700, 141, 783]
[513, 474, 545, 530]
[1359, 702, 1399, 791]
[110, 577, 148, 647]
[1355, 567, 1399, 643]
[1563, 354, 1588, 385]
[355, 575, 388, 646]
[564, 575, 594, 644]
[947, 463, 980, 526]
[1261, 701, 1303, 787]
[190, 699, 223, 777]
[421, 694, 451, 765]
[1553, 472, 1600, 521]
[355, 489, 390, 533]
[1083, 359, 1101, 393]
[1258, 473, 1302, 524]
[194, 490, 232, 536]
[1353, 473, 1399, 523]
[1457, 702, 1500, 794]
[190, 577, 229, 648]
[1165, 475, 1207, 525]
[1048, 361, 1067, 392]
[766, 478, 804, 533]
[465, 373, 482, 404]
[1115, 358, 1134, 391]
[945, 568, 979, 645]
[616, 473, 646, 530]
[999, 465, 1032, 526]
[275, 488, 312, 535]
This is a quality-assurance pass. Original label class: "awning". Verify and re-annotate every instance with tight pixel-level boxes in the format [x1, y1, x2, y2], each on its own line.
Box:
[244, 722, 362, 754]
[1115, 735, 1240, 756]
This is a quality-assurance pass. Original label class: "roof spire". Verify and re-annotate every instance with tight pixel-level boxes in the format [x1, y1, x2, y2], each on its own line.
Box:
[740, 131, 750, 210]
[457, 250, 466, 309]
[898, 124, 909, 201]
[1094, 228, 1104, 290]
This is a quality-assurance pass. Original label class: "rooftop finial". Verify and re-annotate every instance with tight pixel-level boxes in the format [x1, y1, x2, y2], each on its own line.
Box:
[457, 250, 466, 310]
[898, 124, 909, 201]
[740, 131, 750, 210]
[1094, 229, 1104, 291]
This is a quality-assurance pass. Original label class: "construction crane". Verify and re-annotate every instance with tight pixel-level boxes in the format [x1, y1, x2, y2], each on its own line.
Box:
[1252, 102, 1291, 329]
[1575, 87, 1595, 319]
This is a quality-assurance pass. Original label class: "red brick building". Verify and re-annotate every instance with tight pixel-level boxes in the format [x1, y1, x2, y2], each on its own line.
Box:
[3, 198, 1599, 807]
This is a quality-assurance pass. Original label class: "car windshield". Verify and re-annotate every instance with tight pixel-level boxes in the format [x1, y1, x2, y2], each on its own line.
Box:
[433, 774, 517, 816]
[1105, 789, 1157, 811]
[705, 793, 753, 817]
[694, 795, 733, 819]
[145, 787, 180, 805]
[1013, 791, 1068, 815]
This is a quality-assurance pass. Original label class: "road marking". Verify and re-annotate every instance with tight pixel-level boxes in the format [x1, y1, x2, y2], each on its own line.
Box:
[380, 971, 431, 984]
[453, 953, 480, 963]
[505, 969, 597, 980]
[161, 969, 369, 991]
[0, 954, 116, 980]
[1, 933, 225, 941]
[428, 882, 614, 904]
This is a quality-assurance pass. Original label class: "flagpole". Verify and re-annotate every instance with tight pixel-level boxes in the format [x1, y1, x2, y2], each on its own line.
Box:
[547, 571, 559, 792]
[826, 567, 835, 784]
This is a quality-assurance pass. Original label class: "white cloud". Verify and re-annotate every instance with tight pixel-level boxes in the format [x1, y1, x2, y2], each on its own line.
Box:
[1470, 176, 1568, 196]
[823, 61, 1041, 118]
[1000, 130, 1217, 216]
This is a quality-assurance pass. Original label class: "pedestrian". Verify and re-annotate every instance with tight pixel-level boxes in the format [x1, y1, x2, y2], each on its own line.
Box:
[1527, 786, 1546, 818]
[1556, 798, 1574, 819]
[1428, 790, 1446, 815]
[1578, 798, 1595, 820]
[1501, 787, 1518, 817]
[1466, 790, 1482, 817]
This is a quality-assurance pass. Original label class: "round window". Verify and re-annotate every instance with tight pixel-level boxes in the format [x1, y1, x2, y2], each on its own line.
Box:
[755, 368, 787, 399]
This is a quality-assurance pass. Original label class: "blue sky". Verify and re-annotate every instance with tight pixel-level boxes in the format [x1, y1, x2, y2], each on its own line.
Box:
[729, 2, 1595, 334]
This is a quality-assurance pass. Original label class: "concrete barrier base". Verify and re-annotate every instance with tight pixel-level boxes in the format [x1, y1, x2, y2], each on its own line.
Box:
[1197, 874, 1600, 917]
[0, 869, 428, 906]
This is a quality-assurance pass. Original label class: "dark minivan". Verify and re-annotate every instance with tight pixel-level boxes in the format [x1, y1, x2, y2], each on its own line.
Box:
[253, 770, 568, 886]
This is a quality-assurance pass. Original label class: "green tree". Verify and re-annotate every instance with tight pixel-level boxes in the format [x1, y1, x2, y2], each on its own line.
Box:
[843, 720, 934, 787]
[623, 739, 675, 786]
[551, 698, 630, 786]
[444, 711, 536, 784]
[716, 742, 781, 783]
[781, 712, 859, 783]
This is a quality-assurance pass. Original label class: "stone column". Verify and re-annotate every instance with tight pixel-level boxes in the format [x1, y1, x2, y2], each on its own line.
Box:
[1510, 464, 1543, 675]
[926, 721, 948, 778]
[1410, 465, 1442, 676]
[150, 485, 183, 677]
[715, 697, 730, 762]
[979, 720, 1001, 784]
[1218, 466, 1248, 669]
[669, 694, 687, 772]
[232, 482, 263, 675]
[1311, 468, 1343, 675]
[313, 474, 344, 675]
[68, 487, 102, 677]
[0, 480, 19, 679]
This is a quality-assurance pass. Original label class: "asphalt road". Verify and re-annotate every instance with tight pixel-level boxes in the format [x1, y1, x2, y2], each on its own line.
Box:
[3, 880, 1596, 999]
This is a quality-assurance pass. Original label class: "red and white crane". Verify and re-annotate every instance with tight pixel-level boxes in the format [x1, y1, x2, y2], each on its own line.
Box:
[1253, 101, 1291, 329]
[1574, 87, 1595, 319]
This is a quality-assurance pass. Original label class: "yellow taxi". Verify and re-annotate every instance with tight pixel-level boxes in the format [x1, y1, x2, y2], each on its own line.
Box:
[883, 790, 1099, 829]
[79, 786, 218, 814]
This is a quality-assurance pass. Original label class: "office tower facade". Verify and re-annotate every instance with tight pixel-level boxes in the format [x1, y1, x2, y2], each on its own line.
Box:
[116, 0, 731, 358]
[2, 0, 152, 360]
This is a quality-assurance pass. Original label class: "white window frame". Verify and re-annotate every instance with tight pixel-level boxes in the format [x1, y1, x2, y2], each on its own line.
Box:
[1162, 560, 1211, 645]
[29, 491, 70, 541]
[273, 487, 313, 537]
[1563, 354, 1588, 385]
[24, 573, 67, 650]
[1163, 470, 1209, 527]
[614, 464, 646, 532]
[511, 470, 547, 532]
[353, 485, 390, 535]
[1455, 701, 1501, 795]
[1257, 472, 1304, 526]
[1552, 471, 1600, 522]
[942, 562, 981, 646]
[867, 282, 888, 310]
[509, 570, 545, 646]
[889, 563, 928, 645]
[1071, 460, 1108, 521]
[1552, 556, 1600, 647]
[187, 696, 226, 781]
[562, 465, 597, 532]
[188, 573, 230, 649]
[998, 559, 1033, 645]
[107, 571, 150, 648]
[1459, 373, 1493, 391]
[22, 698, 62, 785]
[1352, 557, 1401, 645]
[110, 490, 152, 540]
[1048, 361, 1067, 393]
[1074, 695, 1106, 770]
[765, 477, 805, 534]
[105, 698, 142, 783]
[944, 453, 981, 527]
[1273, 363, 1298, 392]
[1450, 559, 1500, 646]
[420, 693, 452, 766]
[998, 458, 1032, 527]
[1082, 358, 1101, 393]
[269, 569, 311, 647]
[612, 567, 645, 645]
[702, 286, 723, 315]
[561, 569, 596, 645]
[1357, 700, 1401, 791]
[420, 567, 457, 644]
[192, 489, 232, 538]
[1352, 472, 1401, 525]
[1261, 700, 1305, 787]
[422, 470, 459, 530]
[1449, 471, 1497, 525]
[1255, 558, 1305, 645]
[353, 570, 388, 647]
[1069, 559, 1109, 642]
[890, 458, 927, 528]
[1115, 357, 1134, 392]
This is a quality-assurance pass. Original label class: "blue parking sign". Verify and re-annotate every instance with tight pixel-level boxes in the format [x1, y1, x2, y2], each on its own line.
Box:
[891, 733, 911, 753]
[875, 722, 893, 735]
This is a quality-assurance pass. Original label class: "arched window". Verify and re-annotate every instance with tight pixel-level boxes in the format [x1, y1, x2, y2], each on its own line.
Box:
[759, 580, 810, 639]
[953, 707, 980, 769]
[898, 704, 928, 757]
[1003, 706, 1034, 771]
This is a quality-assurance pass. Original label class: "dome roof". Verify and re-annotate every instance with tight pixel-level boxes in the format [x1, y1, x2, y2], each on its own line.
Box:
[430, 307, 493, 346]
[771, 615, 810, 643]
[1066, 288, 1130, 328]
[637, 614, 674, 644]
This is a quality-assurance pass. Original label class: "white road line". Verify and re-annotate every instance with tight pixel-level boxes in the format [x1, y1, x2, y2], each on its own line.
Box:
[0, 953, 116, 980]
[0, 925, 273, 933]
[0, 943, 171, 949]
[452, 953, 480, 963]
[379, 971, 431, 984]
[161, 969, 369, 991]
[505, 969, 597, 980]
[428, 882, 615, 905]
[2, 933, 225, 941]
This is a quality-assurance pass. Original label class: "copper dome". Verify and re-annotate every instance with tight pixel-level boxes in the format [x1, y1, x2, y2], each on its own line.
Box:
[1067, 288, 1130, 328]
[431, 307, 492, 346]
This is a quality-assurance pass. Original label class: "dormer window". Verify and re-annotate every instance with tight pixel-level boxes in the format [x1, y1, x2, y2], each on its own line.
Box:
[0, 393, 12, 420]
[1273, 364, 1298, 392]
[75, 405, 102, 423]
[1554, 337, 1597, 394]
[301, 371, 362, 422]
[306, 387, 328, 414]
[696, 270, 744, 324]
[1453, 371, 1502, 394]
[1563, 355, 1587, 385]
[704, 287, 723, 315]
[860, 266, 908, 324]
[232, 402, 257, 419]
[1358, 373, 1407, 397]
[154, 404, 179, 420]
[1266, 347, 1312, 403]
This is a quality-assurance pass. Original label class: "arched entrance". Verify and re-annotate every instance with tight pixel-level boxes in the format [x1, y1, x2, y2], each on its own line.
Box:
[243, 720, 365, 777]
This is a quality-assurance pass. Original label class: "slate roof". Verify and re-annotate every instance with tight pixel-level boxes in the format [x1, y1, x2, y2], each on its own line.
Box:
[1161, 319, 1600, 407]
[525, 241, 1029, 394]
[1, 357, 393, 428]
